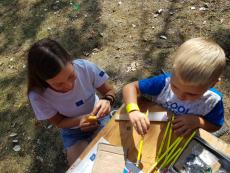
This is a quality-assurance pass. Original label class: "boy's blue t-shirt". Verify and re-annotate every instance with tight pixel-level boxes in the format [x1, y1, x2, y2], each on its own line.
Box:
[138, 73, 224, 126]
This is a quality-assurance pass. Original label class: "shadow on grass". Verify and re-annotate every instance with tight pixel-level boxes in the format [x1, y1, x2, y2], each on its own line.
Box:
[0, 0, 70, 54]
[138, 0, 186, 78]
[0, 0, 105, 172]
[211, 28, 230, 91]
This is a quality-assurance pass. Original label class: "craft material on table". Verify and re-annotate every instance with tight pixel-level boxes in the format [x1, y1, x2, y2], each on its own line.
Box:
[174, 137, 230, 173]
[66, 137, 109, 173]
[115, 111, 167, 122]
[124, 160, 143, 173]
[136, 110, 149, 167]
[92, 143, 127, 173]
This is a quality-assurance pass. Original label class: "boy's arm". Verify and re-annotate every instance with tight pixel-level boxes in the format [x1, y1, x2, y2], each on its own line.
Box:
[173, 96, 224, 136]
[123, 81, 140, 104]
[123, 82, 150, 135]
[173, 115, 220, 137]
[197, 117, 221, 131]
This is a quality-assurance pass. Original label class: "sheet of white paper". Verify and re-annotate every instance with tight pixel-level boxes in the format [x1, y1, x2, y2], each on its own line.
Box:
[115, 111, 168, 122]
[66, 137, 109, 173]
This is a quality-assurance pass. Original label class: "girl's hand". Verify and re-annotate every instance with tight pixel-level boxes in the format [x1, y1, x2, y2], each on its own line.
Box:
[129, 111, 150, 135]
[79, 116, 99, 132]
[172, 115, 200, 137]
[91, 99, 111, 118]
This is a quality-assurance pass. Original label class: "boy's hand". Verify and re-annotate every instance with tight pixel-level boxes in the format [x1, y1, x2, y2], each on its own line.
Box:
[91, 99, 111, 118]
[172, 115, 200, 136]
[80, 116, 99, 132]
[129, 111, 150, 135]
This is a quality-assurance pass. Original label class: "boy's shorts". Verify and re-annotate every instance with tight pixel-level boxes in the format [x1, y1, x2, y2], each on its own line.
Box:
[60, 115, 111, 149]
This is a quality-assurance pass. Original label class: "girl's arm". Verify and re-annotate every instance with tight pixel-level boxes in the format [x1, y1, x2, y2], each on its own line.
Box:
[48, 113, 98, 131]
[97, 81, 115, 100]
[91, 81, 115, 117]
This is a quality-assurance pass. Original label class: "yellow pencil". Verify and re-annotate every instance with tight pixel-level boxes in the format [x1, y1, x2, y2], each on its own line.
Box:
[156, 119, 170, 160]
[136, 110, 149, 167]
[170, 131, 196, 166]
[147, 137, 183, 173]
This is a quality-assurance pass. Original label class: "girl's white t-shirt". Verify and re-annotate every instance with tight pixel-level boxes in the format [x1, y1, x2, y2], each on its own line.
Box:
[29, 59, 109, 121]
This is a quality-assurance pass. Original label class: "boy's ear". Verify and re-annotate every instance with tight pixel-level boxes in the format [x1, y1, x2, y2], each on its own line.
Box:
[210, 78, 221, 87]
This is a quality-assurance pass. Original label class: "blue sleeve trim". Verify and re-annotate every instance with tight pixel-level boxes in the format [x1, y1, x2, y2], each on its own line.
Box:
[203, 100, 224, 126]
[209, 88, 223, 98]
[138, 73, 171, 96]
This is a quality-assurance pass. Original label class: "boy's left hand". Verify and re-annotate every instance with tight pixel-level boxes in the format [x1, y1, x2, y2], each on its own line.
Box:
[172, 115, 200, 136]
[91, 99, 111, 118]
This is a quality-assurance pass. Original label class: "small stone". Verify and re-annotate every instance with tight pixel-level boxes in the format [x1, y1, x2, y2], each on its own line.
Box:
[92, 48, 100, 53]
[160, 35, 167, 40]
[44, 8, 48, 11]
[84, 14, 88, 17]
[22, 64, 26, 69]
[190, 6, 196, 10]
[56, 0, 59, 3]
[203, 3, 209, 8]
[169, 11, 175, 15]
[13, 145, 21, 152]
[70, 2, 73, 5]
[11, 122, 16, 128]
[47, 125, 53, 129]
[0, 62, 3, 66]
[47, 27, 52, 31]
[199, 7, 207, 11]
[132, 24, 136, 28]
[83, 52, 90, 56]
[152, 26, 155, 29]
[220, 19, 224, 24]
[153, 14, 159, 18]
[52, 5, 59, 10]
[9, 133, 17, 137]
[203, 21, 207, 25]
[36, 156, 44, 162]
[156, 9, 163, 14]
[118, 1, 122, 5]
[54, 12, 57, 15]
[10, 58, 14, 61]
[99, 33, 104, 37]
[27, 136, 31, 140]
[12, 139, 19, 144]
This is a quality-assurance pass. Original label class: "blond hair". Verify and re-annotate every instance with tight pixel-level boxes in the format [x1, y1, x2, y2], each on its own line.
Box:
[173, 37, 226, 86]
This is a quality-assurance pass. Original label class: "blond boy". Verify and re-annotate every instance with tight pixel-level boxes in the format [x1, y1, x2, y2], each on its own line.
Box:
[123, 37, 226, 136]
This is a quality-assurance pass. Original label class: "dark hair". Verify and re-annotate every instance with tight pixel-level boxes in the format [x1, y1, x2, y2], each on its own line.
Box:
[27, 38, 72, 93]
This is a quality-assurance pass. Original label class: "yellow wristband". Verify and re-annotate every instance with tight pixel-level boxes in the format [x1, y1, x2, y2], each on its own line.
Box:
[126, 103, 140, 113]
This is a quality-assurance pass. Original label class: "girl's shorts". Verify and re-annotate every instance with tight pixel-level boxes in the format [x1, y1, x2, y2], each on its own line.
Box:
[60, 115, 111, 149]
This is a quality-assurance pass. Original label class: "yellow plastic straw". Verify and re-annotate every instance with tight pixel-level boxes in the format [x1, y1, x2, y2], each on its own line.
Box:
[170, 131, 196, 166]
[162, 148, 182, 168]
[156, 120, 170, 160]
[166, 115, 174, 154]
[136, 110, 149, 167]
[160, 137, 183, 169]
[147, 136, 182, 173]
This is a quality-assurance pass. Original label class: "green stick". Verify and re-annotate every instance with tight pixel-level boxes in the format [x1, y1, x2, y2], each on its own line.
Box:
[162, 148, 182, 168]
[156, 120, 170, 160]
[147, 136, 182, 173]
[165, 115, 174, 159]
[160, 137, 183, 168]
[170, 131, 196, 166]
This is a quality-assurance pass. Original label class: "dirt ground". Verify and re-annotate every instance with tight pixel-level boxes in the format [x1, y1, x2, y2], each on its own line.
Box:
[0, 0, 230, 173]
